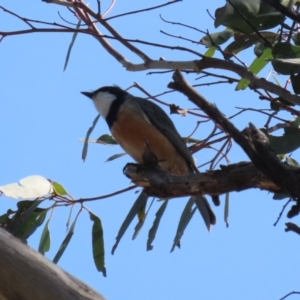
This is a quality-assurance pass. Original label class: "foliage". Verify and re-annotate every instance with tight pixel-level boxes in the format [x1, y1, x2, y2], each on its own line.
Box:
[2, 0, 300, 280]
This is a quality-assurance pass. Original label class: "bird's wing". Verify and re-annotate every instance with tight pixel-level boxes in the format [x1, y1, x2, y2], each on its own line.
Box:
[131, 96, 198, 173]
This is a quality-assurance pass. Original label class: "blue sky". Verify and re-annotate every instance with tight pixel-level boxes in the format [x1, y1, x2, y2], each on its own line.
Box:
[1, 1, 300, 299]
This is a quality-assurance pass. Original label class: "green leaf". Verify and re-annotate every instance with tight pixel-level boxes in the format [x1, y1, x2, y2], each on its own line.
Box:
[224, 31, 278, 58]
[201, 29, 233, 47]
[16, 208, 48, 240]
[0, 211, 12, 225]
[53, 217, 77, 264]
[7, 200, 44, 236]
[272, 74, 281, 87]
[292, 32, 300, 46]
[291, 72, 300, 94]
[268, 126, 300, 154]
[39, 218, 51, 255]
[147, 200, 168, 251]
[170, 197, 196, 252]
[204, 47, 216, 57]
[254, 42, 267, 57]
[52, 181, 68, 196]
[66, 204, 74, 231]
[132, 196, 148, 240]
[272, 43, 300, 74]
[105, 153, 126, 162]
[224, 39, 254, 57]
[286, 156, 300, 167]
[97, 134, 118, 145]
[89, 212, 106, 277]
[111, 191, 148, 255]
[224, 193, 230, 228]
[236, 47, 272, 90]
[63, 20, 81, 71]
[214, 0, 283, 33]
[292, 116, 300, 127]
[79, 134, 119, 145]
[273, 192, 290, 200]
[82, 114, 101, 162]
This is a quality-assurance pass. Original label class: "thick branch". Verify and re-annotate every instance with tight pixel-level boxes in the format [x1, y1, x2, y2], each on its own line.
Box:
[1, 4, 300, 106]
[0, 228, 105, 300]
[124, 161, 281, 198]
[168, 70, 300, 198]
[126, 57, 300, 106]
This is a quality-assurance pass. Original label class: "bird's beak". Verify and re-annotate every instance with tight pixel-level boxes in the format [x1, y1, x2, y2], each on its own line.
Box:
[81, 91, 94, 99]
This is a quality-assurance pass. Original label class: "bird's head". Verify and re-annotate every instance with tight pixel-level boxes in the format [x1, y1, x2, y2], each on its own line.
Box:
[81, 86, 126, 118]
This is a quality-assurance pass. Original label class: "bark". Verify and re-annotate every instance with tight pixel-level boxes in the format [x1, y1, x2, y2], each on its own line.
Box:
[0, 228, 105, 300]
[124, 161, 281, 198]
[168, 70, 300, 199]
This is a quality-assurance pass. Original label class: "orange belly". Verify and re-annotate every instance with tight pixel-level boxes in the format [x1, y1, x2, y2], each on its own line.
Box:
[111, 108, 189, 175]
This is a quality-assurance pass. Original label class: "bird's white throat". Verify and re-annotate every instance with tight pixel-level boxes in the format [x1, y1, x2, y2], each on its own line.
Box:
[92, 92, 116, 118]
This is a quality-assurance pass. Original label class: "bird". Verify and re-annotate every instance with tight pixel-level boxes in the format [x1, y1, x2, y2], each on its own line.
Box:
[81, 86, 216, 230]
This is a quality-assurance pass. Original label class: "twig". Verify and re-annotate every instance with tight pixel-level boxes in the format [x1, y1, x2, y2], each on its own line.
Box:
[106, 1, 181, 21]
[234, 107, 290, 123]
[133, 82, 208, 119]
[273, 198, 292, 226]
[160, 30, 200, 45]
[279, 291, 300, 300]
[168, 69, 300, 198]
[76, 185, 138, 203]
[160, 14, 204, 33]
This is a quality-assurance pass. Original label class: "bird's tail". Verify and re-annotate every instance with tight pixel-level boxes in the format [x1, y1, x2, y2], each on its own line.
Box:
[193, 195, 216, 231]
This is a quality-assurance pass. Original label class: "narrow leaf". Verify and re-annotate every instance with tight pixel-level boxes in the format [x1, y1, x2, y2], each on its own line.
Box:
[286, 156, 300, 167]
[89, 212, 106, 277]
[82, 114, 101, 162]
[105, 153, 126, 162]
[171, 197, 196, 252]
[224, 192, 230, 228]
[0, 211, 11, 224]
[204, 47, 216, 57]
[97, 134, 118, 145]
[111, 191, 148, 255]
[147, 200, 168, 251]
[66, 204, 74, 231]
[63, 20, 81, 71]
[39, 218, 51, 255]
[17, 208, 48, 240]
[132, 198, 148, 240]
[78, 134, 118, 145]
[53, 217, 77, 264]
[236, 47, 272, 90]
[8, 200, 44, 236]
[273, 192, 290, 200]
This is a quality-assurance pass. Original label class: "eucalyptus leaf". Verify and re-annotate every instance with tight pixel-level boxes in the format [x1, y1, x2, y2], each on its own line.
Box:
[147, 200, 168, 251]
[39, 218, 51, 255]
[111, 191, 148, 254]
[236, 47, 272, 90]
[90, 212, 106, 277]
[170, 197, 196, 252]
[224, 193, 230, 228]
[82, 114, 101, 162]
[63, 20, 81, 71]
[53, 217, 77, 264]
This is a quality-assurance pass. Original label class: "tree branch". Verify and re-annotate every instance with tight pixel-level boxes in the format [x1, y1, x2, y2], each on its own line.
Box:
[168, 70, 300, 198]
[1, 4, 300, 106]
[0, 228, 105, 300]
[123, 161, 281, 198]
